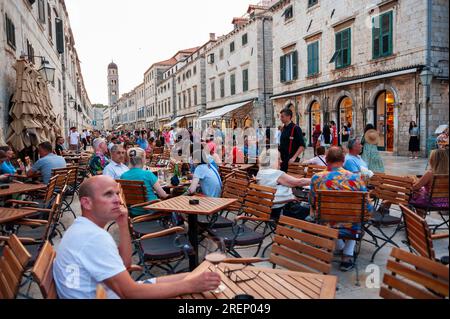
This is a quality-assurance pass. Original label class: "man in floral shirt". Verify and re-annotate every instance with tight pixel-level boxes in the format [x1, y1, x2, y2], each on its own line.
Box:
[89, 138, 110, 176]
[309, 146, 371, 272]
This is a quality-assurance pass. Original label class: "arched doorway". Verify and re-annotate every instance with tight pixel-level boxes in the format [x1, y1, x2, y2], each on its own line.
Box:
[374, 91, 395, 152]
[337, 97, 354, 145]
[309, 101, 321, 146]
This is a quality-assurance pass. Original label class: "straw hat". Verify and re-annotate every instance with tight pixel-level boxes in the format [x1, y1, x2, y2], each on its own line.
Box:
[364, 129, 379, 145]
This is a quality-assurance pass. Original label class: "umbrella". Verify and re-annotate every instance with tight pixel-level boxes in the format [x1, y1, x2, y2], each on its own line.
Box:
[6, 59, 62, 153]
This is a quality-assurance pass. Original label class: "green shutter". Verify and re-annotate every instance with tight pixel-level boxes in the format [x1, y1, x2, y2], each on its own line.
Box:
[292, 51, 298, 80]
[372, 16, 380, 58]
[381, 11, 393, 56]
[307, 44, 312, 75]
[314, 42, 319, 74]
[280, 55, 286, 82]
[335, 32, 342, 68]
[347, 28, 351, 66]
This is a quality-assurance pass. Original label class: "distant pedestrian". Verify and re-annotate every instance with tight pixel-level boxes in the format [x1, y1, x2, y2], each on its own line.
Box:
[312, 124, 322, 156]
[81, 129, 88, 151]
[408, 121, 420, 159]
[361, 124, 385, 173]
[68, 127, 80, 152]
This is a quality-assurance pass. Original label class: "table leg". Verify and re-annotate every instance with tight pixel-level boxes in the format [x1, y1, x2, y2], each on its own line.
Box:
[188, 214, 199, 271]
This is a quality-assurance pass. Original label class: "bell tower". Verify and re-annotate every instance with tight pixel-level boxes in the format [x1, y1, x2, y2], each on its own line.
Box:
[108, 61, 119, 106]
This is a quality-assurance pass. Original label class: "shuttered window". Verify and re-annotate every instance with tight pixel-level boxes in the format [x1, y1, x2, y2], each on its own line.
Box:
[230, 74, 236, 95]
[373, 11, 393, 59]
[334, 28, 351, 69]
[280, 51, 298, 83]
[5, 14, 16, 49]
[307, 41, 319, 76]
[242, 69, 249, 92]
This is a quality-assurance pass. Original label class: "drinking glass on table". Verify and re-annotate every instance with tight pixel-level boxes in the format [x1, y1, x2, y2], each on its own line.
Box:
[204, 239, 227, 294]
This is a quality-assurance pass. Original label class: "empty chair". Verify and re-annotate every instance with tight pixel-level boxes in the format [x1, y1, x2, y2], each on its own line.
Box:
[0, 235, 32, 299]
[380, 248, 449, 299]
[30, 241, 57, 299]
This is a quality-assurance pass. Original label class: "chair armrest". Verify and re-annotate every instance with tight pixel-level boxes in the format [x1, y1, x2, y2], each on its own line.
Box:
[222, 258, 269, 265]
[5, 200, 40, 206]
[132, 213, 166, 224]
[16, 219, 48, 227]
[130, 201, 160, 209]
[235, 216, 270, 223]
[127, 265, 144, 273]
[139, 227, 185, 241]
[431, 233, 449, 240]
[0, 236, 39, 245]
[21, 207, 51, 212]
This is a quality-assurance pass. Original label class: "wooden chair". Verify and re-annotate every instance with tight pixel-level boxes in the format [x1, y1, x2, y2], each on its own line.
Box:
[30, 241, 57, 299]
[380, 248, 449, 299]
[198, 177, 250, 231]
[207, 184, 276, 258]
[400, 205, 449, 263]
[223, 216, 339, 275]
[305, 165, 327, 178]
[410, 174, 449, 233]
[0, 235, 32, 299]
[219, 165, 233, 181]
[364, 174, 414, 262]
[287, 163, 306, 177]
[111, 180, 168, 235]
[52, 167, 78, 219]
[316, 190, 369, 285]
[7, 174, 59, 211]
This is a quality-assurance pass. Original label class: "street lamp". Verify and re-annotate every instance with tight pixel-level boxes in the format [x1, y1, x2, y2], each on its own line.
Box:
[68, 95, 78, 131]
[420, 68, 434, 156]
[21, 55, 56, 85]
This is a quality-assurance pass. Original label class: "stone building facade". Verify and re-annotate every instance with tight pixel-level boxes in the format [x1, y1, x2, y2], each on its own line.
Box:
[0, 0, 92, 144]
[270, 0, 449, 155]
[203, 5, 274, 129]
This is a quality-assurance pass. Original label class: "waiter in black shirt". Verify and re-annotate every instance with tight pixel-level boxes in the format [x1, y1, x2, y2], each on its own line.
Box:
[278, 108, 306, 173]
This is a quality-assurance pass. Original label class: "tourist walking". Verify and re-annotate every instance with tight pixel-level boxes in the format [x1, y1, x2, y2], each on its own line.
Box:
[408, 121, 420, 159]
[361, 124, 385, 173]
[312, 124, 322, 156]
[68, 127, 80, 152]
[279, 108, 306, 173]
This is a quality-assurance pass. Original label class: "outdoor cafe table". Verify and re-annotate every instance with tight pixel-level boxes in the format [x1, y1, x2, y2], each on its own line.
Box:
[145, 196, 238, 271]
[0, 183, 46, 197]
[178, 261, 337, 299]
[0, 207, 39, 224]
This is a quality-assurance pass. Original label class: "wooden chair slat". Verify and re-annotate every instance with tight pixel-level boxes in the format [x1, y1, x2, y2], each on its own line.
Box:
[278, 216, 339, 239]
[274, 234, 334, 263]
[276, 226, 336, 250]
[383, 273, 440, 299]
[7, 234, 32, 268]
[272, 245, 332, 274]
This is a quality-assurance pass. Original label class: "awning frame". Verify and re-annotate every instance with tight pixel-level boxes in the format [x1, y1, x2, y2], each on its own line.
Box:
[199, 99, 255, 121]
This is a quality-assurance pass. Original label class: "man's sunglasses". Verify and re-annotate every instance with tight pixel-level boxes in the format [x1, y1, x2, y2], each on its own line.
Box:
[223, 266, 261, 284]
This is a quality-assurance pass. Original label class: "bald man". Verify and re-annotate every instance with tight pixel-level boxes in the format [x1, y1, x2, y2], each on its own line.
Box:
[53, 175, 220, 299]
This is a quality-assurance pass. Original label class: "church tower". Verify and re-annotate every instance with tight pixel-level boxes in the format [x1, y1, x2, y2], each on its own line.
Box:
[108, 61, 119, 106]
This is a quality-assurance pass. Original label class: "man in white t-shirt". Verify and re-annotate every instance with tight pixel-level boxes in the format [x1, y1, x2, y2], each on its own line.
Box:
[53, 175, 220, 299]
[68, 127, 80, 152]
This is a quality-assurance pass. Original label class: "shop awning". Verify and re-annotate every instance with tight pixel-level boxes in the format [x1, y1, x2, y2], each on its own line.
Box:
[165, 116, 185, 127]
[199, 100, 254, 121]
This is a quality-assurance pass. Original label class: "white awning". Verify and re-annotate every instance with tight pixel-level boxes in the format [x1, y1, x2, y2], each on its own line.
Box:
[165, 116, 185, 127]
[115, 125, 123, 130]
[199, 100, 253, 121]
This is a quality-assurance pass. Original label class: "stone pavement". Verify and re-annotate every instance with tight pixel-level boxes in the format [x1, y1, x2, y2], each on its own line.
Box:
[20, 152, 448, 299]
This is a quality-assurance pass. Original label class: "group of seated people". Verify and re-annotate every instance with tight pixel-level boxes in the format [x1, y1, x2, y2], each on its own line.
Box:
[0, 142, 67, 185]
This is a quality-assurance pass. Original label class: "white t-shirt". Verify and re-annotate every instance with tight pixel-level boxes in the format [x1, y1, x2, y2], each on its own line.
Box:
[303, 155, 327, 166]
[86, 131, 91, 137]
[69, 132, 80, 145]
[53, 217, 126, 299]
[169, 130, 176, 145]
[256, 168, 295, 209]
[81, 132, 87, 139]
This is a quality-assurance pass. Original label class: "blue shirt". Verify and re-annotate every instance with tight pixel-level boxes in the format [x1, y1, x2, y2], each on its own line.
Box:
[0, 161, 16, 175]
[32, 153, 67, 184]
[193, 164, 222, 198]
[136, 138, 148, 150]
[344, 154, 368, 173]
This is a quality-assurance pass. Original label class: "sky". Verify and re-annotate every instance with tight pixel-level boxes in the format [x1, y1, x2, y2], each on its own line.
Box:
[65, 0, 256, 105]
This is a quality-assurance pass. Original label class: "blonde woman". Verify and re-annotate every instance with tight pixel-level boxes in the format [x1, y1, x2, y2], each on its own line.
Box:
[410, 149, 449, 212]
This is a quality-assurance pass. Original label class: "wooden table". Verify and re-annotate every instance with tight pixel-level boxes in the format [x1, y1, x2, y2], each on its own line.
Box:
[0, 207, 39, 224]
[145, 196, 237, 271]
[178, 261, 337, 299]
[0, 183, 46, 197]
